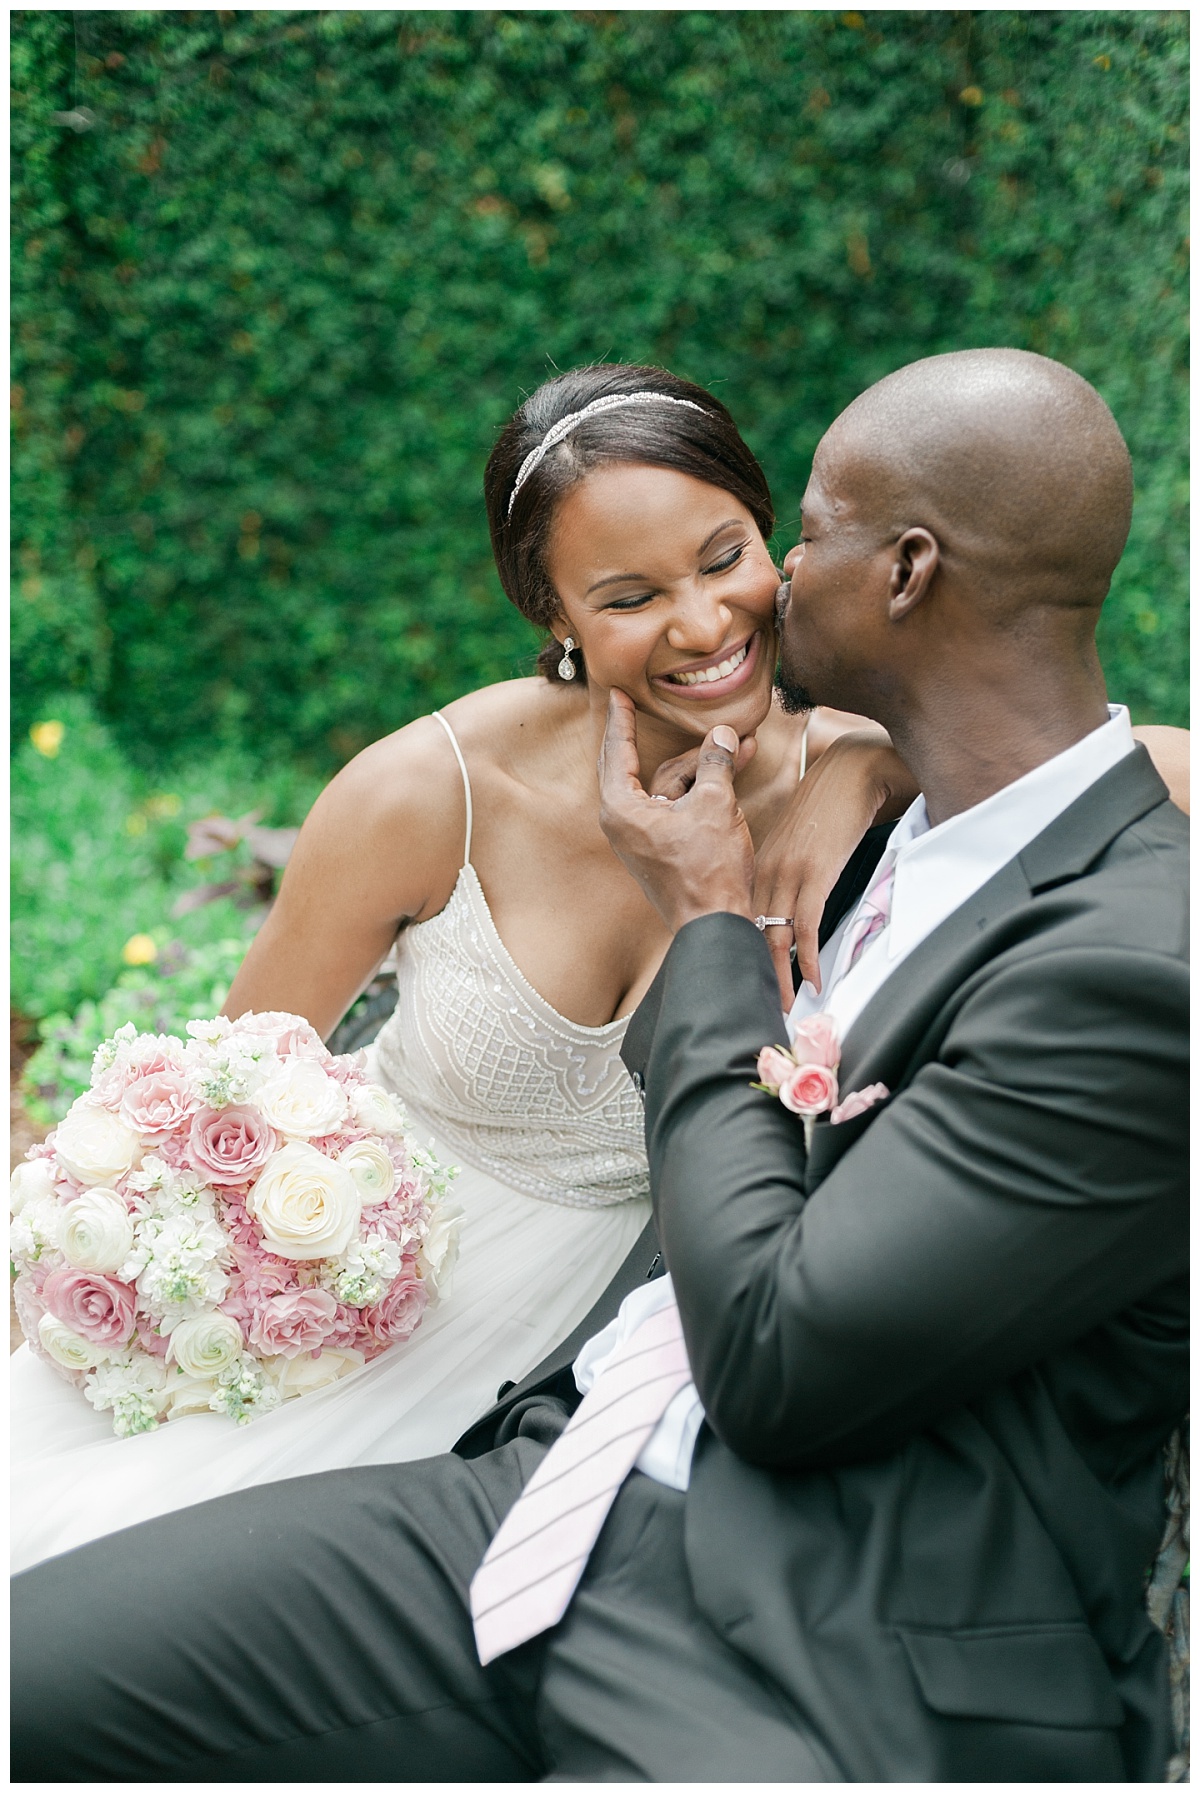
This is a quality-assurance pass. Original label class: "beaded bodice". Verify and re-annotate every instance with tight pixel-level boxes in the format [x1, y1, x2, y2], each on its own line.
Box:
[373, 863, 649, 1209]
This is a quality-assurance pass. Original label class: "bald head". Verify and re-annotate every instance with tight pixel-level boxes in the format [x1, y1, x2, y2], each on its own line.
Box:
[817, 349, 1132, 615]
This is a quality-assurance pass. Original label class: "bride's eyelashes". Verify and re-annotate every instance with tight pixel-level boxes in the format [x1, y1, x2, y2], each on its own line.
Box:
[601, 542, 754, 613]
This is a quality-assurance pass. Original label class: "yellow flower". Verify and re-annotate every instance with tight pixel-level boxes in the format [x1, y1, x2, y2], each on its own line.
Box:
[122, 933, 158, 966]
[30, 720, 64, 757]
[959, 85, 984, 107]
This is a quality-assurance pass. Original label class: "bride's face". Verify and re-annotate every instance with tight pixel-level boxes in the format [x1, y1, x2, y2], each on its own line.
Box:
[545, 462, 780, 742]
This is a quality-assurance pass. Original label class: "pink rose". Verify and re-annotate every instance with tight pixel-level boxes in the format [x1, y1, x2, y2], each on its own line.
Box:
[231, 1012, 330, 1062]
[120, 1070, 197, 1141]
[787, 1013, 841, 1070]
[41, 1268, 137, 1348]
[92, 1036, 183, 1110]
[360, 1269, 428, 1353]
[188, 1105, 278, 1186]
[778, 1062, 839, 1118]
[830, 1082, 890, 1125]
[247, 1288, 338, 1358]
[756, 1047, 795, 1093]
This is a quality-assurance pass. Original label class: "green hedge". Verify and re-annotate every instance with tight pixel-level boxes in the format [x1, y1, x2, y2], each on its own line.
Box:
[12, 10, 1188, 773]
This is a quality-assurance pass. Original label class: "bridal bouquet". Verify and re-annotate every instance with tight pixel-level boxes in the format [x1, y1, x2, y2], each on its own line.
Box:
[10, 1012, 461, 1437]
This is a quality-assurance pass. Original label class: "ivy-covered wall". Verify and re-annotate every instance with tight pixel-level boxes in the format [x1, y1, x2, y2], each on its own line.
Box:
[12, 10, 1188, 771]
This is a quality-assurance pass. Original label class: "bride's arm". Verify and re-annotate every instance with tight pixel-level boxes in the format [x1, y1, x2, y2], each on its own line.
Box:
[752, 718, 1190, 1007]
[222, 718, 468, 1039]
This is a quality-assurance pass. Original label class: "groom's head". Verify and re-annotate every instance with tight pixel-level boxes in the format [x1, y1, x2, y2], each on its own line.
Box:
[776, 349, 1133, 722]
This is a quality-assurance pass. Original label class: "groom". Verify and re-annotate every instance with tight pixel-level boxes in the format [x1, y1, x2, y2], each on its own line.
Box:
[12, 350, 1187, 1782]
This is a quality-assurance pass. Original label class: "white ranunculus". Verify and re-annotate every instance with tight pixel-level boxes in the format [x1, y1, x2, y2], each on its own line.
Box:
[58, 1188, 136, 1274]
[417, 1200, 465, 1302]
[255, 1061, 348, 1140]
[160, 1372, 221, 1420]
[38, 1312, 111, 1372]
[10, 1158, 56, 1215]
[350, 1082, 408, 1137]
[261, 1346, 364, 1401]
[165, 1310, 245, 1378]
[247, 1142, 361, 1260]
[338, 1139, 397, 1205]
[54, 1097, 142, 1187]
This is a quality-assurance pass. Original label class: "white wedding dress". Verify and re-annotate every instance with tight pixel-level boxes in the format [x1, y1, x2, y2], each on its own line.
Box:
[10, 713, 651, 1572]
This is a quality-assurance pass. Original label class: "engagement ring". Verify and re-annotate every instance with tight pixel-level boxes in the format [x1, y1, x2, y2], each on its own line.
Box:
[754, 915, 793, 931]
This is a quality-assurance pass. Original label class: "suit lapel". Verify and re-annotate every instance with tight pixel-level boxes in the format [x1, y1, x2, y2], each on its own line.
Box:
[829, 747, 1169, 1142]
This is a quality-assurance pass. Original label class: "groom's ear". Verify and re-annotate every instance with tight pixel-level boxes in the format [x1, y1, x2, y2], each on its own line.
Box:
[887, 528, 939, 621]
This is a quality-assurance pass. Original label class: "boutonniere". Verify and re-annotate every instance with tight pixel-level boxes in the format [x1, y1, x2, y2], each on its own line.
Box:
[754, 1015, 888, 1148]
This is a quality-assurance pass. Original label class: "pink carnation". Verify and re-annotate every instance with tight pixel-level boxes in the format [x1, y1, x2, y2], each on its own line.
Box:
[778, 1062, 839, 1119]
[12, 1265, 50, 1351]
[360, 1269, 427, 1354]
[328, 1051, 369, 1087]
[787, 1013, 841, 1070]
[230, 1012, 329, 1062]
[756, 1047, 795, 1093]
[830, 1082, 890, 1125]
[42, 1269, 137, 1348]
[188, 1105, 278, 1186]
[120, 1070, 198, 1141]
[136, 1316, 171, 1357]
[247, 1288, 338, 1358]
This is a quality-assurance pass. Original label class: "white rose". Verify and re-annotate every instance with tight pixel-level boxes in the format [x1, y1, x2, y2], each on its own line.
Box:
[38, 1311, 111, 1372]
[261, 1346, 364, 1401]
[350, 1082, 408, 1136]
[166, 1310, 245, 1378]
[10, 1158, 56, 1215]
[247, 1142, 361, 1260]
[54, 1097, 142, 1187]
[160, 1372, 221, 1420]
[417, 1200, 464, 1302]
[58, 1188, 136, 1274]
[337, 1139, 397, 1205]
[256, 1061, 349, 1139]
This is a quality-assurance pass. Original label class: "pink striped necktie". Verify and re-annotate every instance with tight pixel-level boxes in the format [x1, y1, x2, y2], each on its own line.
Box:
[841, 856, 897, 973]
[469, 1300, 692, 1666]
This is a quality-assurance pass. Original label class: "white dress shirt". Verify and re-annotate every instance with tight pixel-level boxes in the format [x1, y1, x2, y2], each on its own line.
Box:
[575, 706, 1136, 1490]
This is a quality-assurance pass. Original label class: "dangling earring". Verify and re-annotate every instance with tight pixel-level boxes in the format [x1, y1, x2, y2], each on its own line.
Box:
[557, 638, 577, 681]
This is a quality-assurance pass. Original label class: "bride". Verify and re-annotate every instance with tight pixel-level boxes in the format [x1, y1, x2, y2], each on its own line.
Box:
[12, 364, 1189, 1571]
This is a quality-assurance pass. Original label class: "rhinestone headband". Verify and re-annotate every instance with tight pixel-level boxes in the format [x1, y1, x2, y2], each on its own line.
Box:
[507, 391, 708, 517]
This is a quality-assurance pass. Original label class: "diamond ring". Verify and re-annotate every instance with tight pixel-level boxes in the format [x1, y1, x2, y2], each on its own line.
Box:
[754, 915, 793, 931]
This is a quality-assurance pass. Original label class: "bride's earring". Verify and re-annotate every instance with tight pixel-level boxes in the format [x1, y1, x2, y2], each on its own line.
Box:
[557, 638, 578, 681]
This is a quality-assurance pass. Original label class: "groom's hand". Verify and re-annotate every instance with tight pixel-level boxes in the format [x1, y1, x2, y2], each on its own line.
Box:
[598, 690, 757, 933]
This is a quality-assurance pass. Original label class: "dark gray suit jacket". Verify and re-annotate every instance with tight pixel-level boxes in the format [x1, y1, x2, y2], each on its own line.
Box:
[464, 749, 1188, 1780]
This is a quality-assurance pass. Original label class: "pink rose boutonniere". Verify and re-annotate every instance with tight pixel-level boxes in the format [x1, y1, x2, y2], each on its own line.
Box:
[754, 1015, 888, 1147]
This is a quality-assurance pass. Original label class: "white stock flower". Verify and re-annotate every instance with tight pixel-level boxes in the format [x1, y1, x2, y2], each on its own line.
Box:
[38, 1312, 111, 1373]
[323, 1230, 404, 1307]
[260, 1346, 364, 1400]
[247, 1142, 361, 1260]
[124, 1211, 230, 1317]
[58, 1188, 136, 1274]
[91, 1021, 138, 1077]
[208, 1356, 281, 1424]
[337, 1138, 397, 1205]
[166, 1310, 244, 1378]
[126, 1155, 213, 1218]
[54, 1097, 142, 1186]
[257, 1061, 348, 1139]
[84, 1352, 167, 1436]
[10, 1158, 56, 1215]
[9, 1195, 61, 1267]
[350, 1082, 408, 1136]
[418, 1200, 464, 1302]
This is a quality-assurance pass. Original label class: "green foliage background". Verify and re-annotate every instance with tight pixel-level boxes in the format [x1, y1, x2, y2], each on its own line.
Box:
[12, 9, 1189, 776]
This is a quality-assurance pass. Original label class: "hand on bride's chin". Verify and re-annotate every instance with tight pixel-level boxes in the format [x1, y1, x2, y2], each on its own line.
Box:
[647, 732, 758, 800]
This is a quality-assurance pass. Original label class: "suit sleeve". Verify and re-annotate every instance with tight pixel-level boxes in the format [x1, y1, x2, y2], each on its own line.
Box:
[631, 913, 1188, 1470]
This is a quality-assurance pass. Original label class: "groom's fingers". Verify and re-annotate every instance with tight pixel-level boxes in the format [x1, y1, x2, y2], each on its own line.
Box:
[649, 734, 757, 801]
[598, 689, 647, 802]
[691, 724, 741, 793]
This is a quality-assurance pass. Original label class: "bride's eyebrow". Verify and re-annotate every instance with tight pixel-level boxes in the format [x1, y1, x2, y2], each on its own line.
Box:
[584, 520, 745, 596]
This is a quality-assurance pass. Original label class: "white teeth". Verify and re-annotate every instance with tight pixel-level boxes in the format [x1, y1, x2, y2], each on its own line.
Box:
[668, 642, 749, 687]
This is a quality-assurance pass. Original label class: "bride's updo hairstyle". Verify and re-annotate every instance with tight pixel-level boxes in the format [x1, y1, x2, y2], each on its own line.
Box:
[485, 363, 775, 683]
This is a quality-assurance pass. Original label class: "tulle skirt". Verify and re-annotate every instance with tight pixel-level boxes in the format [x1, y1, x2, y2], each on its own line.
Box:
[10, 1117, 650, 1573]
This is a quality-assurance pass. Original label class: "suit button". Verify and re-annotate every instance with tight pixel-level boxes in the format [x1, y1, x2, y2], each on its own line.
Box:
[631, 1071, 644, 1094]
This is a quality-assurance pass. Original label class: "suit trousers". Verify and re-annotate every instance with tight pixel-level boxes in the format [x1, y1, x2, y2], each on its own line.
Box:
[11, 1402, 830, 1783]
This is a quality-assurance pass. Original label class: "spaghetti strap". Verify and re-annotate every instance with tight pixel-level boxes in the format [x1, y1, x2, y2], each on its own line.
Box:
[798, 709, 814, 783]
[431, 711, 474, 866]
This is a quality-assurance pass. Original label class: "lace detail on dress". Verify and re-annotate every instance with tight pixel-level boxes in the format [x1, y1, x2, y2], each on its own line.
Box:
[373, 865, 649, 1210]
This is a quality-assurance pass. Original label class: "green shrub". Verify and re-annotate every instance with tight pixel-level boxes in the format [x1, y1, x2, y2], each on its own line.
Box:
[11, 692, 322, 1023]
[11, 10, 1188, 776]
[21, 935, 252, 1125]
